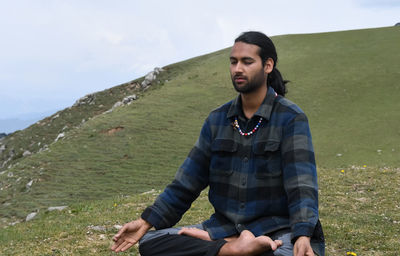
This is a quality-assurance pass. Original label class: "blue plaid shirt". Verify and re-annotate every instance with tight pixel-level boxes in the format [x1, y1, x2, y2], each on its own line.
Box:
[142, 86, 319, 241]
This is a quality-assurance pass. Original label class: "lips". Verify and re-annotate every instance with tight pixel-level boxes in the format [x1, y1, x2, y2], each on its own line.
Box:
[234, 76, 247, 83]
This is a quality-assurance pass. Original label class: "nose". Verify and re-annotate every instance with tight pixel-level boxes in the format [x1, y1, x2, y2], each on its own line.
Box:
[233, 62, 244, 73]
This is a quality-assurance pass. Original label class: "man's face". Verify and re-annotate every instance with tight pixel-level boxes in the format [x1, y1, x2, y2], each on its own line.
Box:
[230, 42, 267, 94]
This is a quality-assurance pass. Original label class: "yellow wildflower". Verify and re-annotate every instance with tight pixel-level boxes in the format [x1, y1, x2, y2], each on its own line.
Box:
[347, 252, 357, 256]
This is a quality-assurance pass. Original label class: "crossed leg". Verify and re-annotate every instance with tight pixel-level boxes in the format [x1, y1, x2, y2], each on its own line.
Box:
[179, 227, 282, 256]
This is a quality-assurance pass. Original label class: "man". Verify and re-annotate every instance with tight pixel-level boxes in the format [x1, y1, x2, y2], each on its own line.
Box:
[111, 31, 325, 256]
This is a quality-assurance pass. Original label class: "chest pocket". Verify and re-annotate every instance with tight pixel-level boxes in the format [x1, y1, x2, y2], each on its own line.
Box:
[210, 139, 237, 176]
[253, 140, 282, 178]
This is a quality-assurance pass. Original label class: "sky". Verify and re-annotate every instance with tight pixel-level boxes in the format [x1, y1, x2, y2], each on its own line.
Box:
[0, 0, 399, 133]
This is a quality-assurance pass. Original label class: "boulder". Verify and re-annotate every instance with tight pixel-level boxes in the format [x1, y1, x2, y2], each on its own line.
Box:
[26, 212, 38, 222]
[73, 93, 96, 107]
[55, 133, 65, 142]
[47, 206, 68, 211]
[0, 144, 5, 154]
[122, 94, 138, 105]
[104, 101, 123, 114]
[141, 67, 164, 88]
[88, 225, 107, 232]
[23, 150, 32, 157]
[26, 180, 33, 189]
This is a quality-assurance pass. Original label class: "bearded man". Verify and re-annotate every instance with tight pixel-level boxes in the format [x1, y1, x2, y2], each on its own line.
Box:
[111, 31, 325, 256]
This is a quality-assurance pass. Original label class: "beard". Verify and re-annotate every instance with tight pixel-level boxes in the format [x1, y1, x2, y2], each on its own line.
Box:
[231, 69, 266, 94]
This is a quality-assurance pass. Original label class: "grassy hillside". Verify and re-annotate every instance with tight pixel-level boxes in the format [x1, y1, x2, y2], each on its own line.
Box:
[0, 26, 400, 254]
[1, 167, 399, 255]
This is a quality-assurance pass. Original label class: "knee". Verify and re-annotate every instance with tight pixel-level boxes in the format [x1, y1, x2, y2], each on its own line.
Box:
[138, 240, 153, 256]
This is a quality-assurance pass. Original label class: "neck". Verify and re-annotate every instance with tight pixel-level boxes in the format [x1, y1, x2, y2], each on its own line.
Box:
[240, 85, 268, 119]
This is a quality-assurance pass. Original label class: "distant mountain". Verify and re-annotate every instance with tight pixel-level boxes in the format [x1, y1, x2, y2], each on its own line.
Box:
[0, 110, 58, 134]
[0, 133, 7, 139]
[0, 118, 41, 134]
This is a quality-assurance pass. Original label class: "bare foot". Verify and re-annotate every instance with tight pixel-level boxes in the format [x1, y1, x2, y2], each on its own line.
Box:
[178, 227, 212, 241]
[218, 230, 282, 256]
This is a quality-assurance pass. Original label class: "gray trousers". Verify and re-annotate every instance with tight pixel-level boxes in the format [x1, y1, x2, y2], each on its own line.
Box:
[140, 225, 324, 256]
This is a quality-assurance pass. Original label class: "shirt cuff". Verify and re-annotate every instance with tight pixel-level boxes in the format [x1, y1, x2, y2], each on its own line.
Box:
[291, 222, 315, 244]
[141, 206, 164, 229]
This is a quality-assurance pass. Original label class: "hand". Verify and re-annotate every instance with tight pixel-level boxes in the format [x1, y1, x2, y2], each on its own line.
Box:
[111, 218, 152, 253]
[293, 236, 314, 256]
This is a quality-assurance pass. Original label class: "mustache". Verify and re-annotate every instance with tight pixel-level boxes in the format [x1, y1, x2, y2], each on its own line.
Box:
[233, 75, 247, 80]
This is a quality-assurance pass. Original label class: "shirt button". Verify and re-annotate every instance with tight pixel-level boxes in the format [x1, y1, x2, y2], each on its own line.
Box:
[243, 157, 248, 162]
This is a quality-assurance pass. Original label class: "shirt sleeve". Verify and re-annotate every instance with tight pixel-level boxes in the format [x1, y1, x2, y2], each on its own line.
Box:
[280, 112, 319, 241]
[141, 117, 212, 229]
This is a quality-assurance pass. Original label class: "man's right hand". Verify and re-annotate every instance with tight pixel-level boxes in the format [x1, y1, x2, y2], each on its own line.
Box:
[111, 218, 152, 253]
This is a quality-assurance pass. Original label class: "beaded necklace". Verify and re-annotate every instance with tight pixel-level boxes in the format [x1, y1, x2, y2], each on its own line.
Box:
[233, 92, 277, 136]
[233, 116, 263, 136]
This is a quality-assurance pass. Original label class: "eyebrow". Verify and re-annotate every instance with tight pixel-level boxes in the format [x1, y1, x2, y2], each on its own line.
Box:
[230, 56, 255, 63]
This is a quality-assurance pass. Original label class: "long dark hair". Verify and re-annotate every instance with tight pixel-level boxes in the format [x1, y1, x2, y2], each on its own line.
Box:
[235, 31, 288, 96]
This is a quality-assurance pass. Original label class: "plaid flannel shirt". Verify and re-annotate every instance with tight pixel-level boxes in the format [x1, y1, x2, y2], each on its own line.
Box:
[142, 86, 319, 241]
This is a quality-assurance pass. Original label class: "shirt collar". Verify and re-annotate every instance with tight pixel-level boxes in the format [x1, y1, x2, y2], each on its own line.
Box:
[227, 86, 277, 121]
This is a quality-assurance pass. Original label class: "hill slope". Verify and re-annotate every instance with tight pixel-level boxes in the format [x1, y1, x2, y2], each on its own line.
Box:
[1, 26, 399, 223]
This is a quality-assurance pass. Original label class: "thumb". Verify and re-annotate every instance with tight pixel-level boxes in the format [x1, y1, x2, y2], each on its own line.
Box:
[113, 225, 128, 241]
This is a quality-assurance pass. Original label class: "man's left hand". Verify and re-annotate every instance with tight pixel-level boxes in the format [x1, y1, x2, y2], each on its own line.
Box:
[293, 236, 314, 256]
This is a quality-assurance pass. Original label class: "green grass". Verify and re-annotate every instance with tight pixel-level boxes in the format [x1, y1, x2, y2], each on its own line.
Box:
[1, 166, 399, 255]
[0, 26, 400, 255]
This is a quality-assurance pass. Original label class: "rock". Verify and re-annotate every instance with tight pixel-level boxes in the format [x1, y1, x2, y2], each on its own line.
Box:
[154, 67, 164, 74]
[9, 148, 15, 158]
[0, 144, 5, 154]
[51, 114, 60, 120]
[7, 172, 13, 177]
[23, 150, 32, 157]
[88, 225, 107, 232]
[26, 212, 38, 222]
[47, 206, 68, 211]
[122, 94, 138, 104]
[141, 67, 164, 88]
[55, 133, 65, 142]
[112, 101, 123, 109]
[104, 101, 123, 114]
[113, 224, 123, 230]
[141, 189, 156, 195]
[9, 221, 20, 226]
[26, 180, 34, 189]
[73, 93, 96, 107]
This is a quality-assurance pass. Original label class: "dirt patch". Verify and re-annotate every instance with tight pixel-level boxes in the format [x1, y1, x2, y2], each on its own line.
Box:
[101, 126, 124, 135]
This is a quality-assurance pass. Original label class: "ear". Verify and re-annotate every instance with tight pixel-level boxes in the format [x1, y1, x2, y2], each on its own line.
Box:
[264, 58, 274, 74]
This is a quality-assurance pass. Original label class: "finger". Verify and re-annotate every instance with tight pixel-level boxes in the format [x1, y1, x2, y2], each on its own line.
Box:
[115, 240, 131, 252]
[274, 239, 283, 247]
[111, 238, 125, 251]
[178, 227, 187, 235]
[306, 249, 315, 256]
[294, 247, 305, 256]
[113, 225, 127, 240]
[256, 235, 275, 250]
[120, 241, 134, 252]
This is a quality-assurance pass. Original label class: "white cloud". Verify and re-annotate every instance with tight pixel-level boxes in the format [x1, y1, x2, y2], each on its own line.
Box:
[0, 0, 398, 122]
